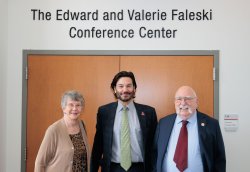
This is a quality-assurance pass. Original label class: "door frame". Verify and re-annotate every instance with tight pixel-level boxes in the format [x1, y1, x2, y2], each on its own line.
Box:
[21, 50, 219, 172]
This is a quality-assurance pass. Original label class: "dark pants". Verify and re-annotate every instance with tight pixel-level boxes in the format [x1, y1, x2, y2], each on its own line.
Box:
[110, 162, 144, 172]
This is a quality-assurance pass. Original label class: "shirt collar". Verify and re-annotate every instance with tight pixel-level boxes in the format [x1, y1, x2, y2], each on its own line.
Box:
[117, 100, 134, 112]
[176, 110, 197, 124]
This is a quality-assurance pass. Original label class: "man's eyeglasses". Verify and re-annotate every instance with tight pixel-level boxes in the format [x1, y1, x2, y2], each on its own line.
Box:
[175, 96, 196, 102]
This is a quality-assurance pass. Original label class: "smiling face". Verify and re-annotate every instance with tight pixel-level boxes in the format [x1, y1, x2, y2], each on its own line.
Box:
[174, 86, 198, 120]
[62, 98, 83, 120]
[114, 77, 136, 105]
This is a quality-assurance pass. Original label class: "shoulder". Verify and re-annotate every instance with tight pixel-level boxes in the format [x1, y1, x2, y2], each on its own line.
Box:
[197, 111, 218, 122]
[46, 119, 64, 134]
[159, 113, 176, 123]
[134, 102, 155, 110]
[197, 111, 220, 127]
[134, 102, 157, 118]
[40, 119, 65, 142]
[98, 102, 117, 110]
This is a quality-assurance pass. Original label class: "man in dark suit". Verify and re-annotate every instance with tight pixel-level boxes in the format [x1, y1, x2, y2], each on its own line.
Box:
[91, 71, 157, 172]
[152, 86, 226, 172]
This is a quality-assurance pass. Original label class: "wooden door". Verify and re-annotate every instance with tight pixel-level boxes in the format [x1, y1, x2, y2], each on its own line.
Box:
[26, 55, 119, 172]
[25, 55, 214, 172]
[121, 56, 214, 119]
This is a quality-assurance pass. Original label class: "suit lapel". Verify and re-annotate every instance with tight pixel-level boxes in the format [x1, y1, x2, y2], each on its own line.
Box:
[197, 111, 207, 141]
[106, 102, 118, 154]
[197, 111, 209, 168]
[160, 114, 176, 157]
[108, 102, 117, 122]
[135, 103, 146, 127]
[134, 103, 146, 140]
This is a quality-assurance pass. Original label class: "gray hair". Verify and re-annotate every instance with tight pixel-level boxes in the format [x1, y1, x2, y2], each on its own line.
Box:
[61, 90, 85, 109]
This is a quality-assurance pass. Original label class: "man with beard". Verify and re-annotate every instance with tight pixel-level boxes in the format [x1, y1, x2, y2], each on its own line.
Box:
[152, 86, 226, 172]
[91, 71, 157, 172]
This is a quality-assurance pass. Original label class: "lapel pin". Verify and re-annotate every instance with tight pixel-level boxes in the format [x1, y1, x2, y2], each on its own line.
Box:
[201, 122, 205, 127]
[141, 112, 145, 116]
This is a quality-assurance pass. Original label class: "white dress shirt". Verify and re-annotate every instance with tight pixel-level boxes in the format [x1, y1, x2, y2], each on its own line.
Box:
[111, 101, 144, 163]
[163, 112, 204, 172]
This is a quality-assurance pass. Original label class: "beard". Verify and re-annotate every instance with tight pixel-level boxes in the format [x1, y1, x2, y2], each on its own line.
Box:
[116, 90, 135, 102]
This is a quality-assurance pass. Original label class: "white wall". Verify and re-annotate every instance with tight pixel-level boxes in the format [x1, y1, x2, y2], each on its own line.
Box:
[0, 0, 7, 171]
[5, 0, 250, 171]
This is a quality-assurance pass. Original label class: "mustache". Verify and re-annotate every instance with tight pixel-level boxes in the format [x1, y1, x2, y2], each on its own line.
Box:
[121, 91, 132, 95]
[176, 105, 193, 114]
[116, 91, 136, 100]
[177, 105, 190, 110]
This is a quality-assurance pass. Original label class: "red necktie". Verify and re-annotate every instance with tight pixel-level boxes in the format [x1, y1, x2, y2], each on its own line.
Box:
[173, 120, 188, 172]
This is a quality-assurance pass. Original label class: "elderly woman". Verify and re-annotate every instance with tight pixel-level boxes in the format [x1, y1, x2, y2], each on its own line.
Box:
[35, 90, 90, 172]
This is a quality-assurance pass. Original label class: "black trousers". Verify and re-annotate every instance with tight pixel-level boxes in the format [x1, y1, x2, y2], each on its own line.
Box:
[110, 162, 144, 172]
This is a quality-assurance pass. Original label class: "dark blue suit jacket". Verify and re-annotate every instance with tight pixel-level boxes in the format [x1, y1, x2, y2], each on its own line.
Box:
[91, 102, 158, 172]
[152, 111, 226, 172]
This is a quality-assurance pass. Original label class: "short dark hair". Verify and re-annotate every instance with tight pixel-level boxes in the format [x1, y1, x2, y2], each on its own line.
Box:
[111, 71, 137, 91]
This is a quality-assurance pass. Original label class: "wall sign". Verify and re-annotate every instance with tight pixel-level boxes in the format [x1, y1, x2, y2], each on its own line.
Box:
[224, 114, 239, 132]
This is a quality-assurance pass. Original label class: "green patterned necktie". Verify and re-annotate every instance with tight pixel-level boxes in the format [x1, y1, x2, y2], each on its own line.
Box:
[120, 106, 132, 171]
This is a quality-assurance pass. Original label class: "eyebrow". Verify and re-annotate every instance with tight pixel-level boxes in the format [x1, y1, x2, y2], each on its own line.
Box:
[117, 84, 133, 86]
